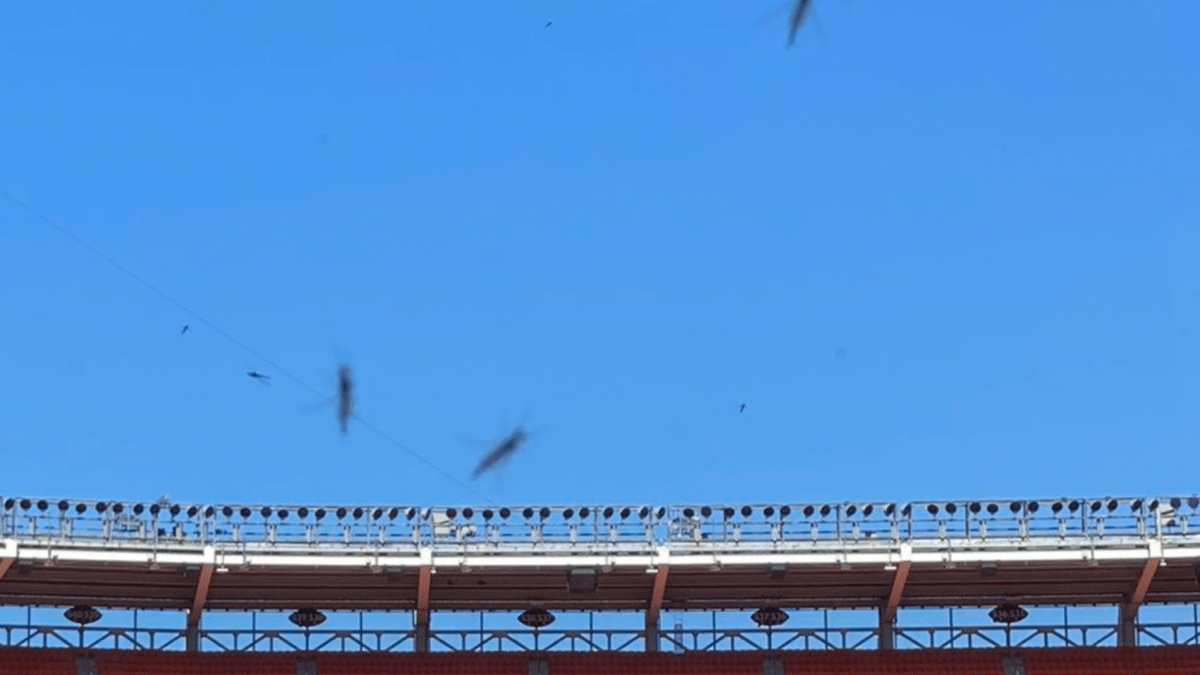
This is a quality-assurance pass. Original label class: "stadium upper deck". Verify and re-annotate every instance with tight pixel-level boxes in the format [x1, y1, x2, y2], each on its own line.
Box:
[2, 493, 1199, 652]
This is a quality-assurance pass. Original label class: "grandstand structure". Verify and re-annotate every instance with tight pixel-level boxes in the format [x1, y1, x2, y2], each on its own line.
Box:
[4, 493, 1200, 673]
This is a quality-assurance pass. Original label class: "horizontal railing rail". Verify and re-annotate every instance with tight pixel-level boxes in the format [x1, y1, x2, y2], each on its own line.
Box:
[2, 495, 1197, 549]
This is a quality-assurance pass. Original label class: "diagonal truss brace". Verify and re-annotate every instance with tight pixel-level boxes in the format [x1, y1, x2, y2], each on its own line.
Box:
[645, 548, 670, 653]
[189, 564, 214, 626]
[184, 547, 216, 652]
[1126, 540, 1163, 617]
[883, 543, 912, 623]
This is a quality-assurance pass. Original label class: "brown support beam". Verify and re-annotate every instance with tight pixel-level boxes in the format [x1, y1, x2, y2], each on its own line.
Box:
[645, 564, 670, 653]
[1119, 556, 1161, 647]
[185, 564, 214, 652]
[883, 561, 911, 623]
[880, 546, 911, 652]
[415, 564, 432, 653]
[0, 557, 13, 583]
[1127, 557, 1160, 616]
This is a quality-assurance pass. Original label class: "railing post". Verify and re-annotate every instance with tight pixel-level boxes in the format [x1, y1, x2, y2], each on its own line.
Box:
[644, 614, 659, 653]
[413, 610, 430, 653]
[1118, 604, 1137, 647]
[878, 605, 894, 651]
[185, 614, 201, 652]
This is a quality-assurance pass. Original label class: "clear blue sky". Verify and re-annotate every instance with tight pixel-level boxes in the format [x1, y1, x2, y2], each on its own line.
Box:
[2, 1, 1198, 509]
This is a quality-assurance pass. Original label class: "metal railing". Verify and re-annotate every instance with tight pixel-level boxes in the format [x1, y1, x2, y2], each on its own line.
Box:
[2, 494, 1196, 549]
[0, 621, 1195, 652]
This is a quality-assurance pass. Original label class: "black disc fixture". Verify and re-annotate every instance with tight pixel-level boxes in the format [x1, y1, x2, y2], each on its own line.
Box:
[751, 606, 789, 627]
[64, 605, 102, 625]
[289, 608, 327, 628]
[989, 603, 1028, 624]
[518, 608, 555, 628]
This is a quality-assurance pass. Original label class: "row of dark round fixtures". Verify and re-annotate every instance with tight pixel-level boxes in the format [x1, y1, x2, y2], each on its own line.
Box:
[0, 499, 419, 521]
[4, 498, 1197, 520]
[682, 498, 1196, 520]
[0, 499, 663, 522]
[442, 506, 663, 521]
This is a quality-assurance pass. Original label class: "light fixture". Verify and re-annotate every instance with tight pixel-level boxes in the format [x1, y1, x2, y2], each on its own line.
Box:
[989, 603, 1028, 624]
[518, 608, 555, 628]
[64, 605, 102, 625]
[289, 608, 327, 628]
[567, 568, 597, 594]
[751, 607, 789, 627]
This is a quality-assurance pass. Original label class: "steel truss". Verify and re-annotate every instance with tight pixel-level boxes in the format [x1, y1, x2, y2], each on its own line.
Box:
[1, 619, 1199, 653]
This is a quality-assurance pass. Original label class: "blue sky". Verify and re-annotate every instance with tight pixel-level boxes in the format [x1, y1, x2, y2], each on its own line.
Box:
[2, 0, 1198, 509]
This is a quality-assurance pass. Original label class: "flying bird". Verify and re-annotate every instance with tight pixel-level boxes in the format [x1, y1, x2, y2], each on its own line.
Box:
[336, 364, 354, 435]
[247, 371, 271, 384]
[787, 0, 814, 47]
[740, 403, 746, 413]
[181, 325, 189, 335]
[545, 21, 552, 27]
[471, 426, 528, 480]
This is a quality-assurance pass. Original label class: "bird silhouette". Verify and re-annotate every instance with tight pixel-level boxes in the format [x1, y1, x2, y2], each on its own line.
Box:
[740, 403, 746, 413]
[180, 325, 189, 335]
[471, 426, 528, 479]
[787, 0, 814, 47]
[337, 364, 354, 435]
[247, 371, 271, 384]
[545, 21, 552, 27]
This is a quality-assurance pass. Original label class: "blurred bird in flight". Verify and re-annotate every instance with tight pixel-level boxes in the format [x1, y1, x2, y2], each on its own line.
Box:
[337, 364, 354, 435]
[787, 0, 815, 47]
[471, 426, 528, 480]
